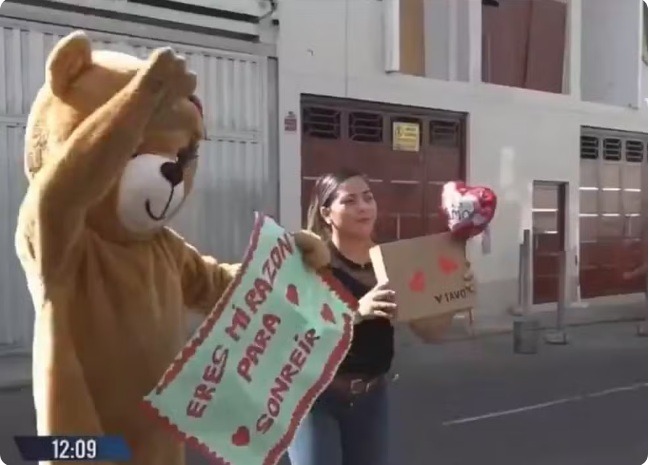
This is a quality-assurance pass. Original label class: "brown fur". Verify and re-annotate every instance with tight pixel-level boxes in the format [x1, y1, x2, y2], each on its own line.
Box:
[15, 31, 329, 465]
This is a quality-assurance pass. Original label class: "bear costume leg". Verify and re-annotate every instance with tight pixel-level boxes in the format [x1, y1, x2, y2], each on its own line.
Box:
[33, 309, 118, 465]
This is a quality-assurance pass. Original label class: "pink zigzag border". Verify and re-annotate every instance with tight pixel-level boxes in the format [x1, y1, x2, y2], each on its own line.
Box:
[140, 212, 358, 465]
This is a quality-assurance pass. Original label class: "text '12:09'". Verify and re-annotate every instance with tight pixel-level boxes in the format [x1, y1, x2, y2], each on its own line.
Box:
[14, 436, 131, 461]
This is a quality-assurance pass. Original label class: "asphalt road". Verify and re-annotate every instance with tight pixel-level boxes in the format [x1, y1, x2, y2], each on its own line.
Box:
[1, 321, 646, 465]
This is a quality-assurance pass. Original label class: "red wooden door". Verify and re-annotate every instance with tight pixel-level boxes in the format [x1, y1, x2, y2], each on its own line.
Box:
[300, 96, 465, 243]
[532, 181, 567, 304]
[579, 130, 647, 298]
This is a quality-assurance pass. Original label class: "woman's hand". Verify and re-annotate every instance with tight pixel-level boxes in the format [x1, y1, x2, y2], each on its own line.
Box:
[355, 282, 397, 322]
[622, 265, 646, 280]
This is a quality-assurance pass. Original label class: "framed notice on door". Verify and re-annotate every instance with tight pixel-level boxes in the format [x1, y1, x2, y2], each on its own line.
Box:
[392, 121, 420, 152]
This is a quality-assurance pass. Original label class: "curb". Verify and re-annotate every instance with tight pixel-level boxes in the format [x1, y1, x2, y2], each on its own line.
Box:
[0, 379, 31, 391]
[443, 304, 646, 342]
[0, 349, 32, 391]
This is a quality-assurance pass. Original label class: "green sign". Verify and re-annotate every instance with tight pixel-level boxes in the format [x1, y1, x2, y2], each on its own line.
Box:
[142, 213, 355, 465]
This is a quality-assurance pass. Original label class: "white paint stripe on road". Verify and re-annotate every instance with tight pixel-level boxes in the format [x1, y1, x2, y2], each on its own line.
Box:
[442, 397, 581, 426]
[442, 382, 648, 427]
[585, 382, 648, 398]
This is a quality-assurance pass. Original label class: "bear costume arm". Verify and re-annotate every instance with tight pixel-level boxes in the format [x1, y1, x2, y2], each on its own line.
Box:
[180, 242, 240, 314]
[169, 229, 330, 315]
[161, 228, 239, 314]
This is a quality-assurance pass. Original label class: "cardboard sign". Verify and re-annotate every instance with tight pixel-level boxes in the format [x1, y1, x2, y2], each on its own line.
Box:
[142, 213, 355, 465]
[370, 232, 475, 321]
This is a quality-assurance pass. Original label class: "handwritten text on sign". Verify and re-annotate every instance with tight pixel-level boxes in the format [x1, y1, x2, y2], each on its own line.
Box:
[142, 214, 354, 465]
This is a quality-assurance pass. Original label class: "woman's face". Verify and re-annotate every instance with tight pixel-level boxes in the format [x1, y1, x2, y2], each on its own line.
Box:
[322, 176, 378, 240]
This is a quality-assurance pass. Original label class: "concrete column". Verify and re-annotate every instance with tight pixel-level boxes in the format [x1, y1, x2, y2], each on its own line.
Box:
[467, 0, 482, 83]
[448, 0, 459, 80]
[566, 0, 582, 99]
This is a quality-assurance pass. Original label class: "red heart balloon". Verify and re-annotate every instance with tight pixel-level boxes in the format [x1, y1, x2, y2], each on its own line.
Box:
[441, 181, 497, 240]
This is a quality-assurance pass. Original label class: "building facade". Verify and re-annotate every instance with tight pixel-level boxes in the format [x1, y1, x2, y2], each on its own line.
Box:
[276, 0, 648, 329]
[0, 0, 646, 352]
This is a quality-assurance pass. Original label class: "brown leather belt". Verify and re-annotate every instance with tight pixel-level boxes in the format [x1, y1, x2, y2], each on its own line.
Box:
[327, 373, 386, 397]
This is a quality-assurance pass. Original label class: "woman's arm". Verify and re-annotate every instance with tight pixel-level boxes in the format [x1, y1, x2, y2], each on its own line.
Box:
[624, 262, 648, 280]
[165, 228, 332, 316]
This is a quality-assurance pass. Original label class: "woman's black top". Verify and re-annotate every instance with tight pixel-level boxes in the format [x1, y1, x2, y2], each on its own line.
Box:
[328, 243, 395, 378]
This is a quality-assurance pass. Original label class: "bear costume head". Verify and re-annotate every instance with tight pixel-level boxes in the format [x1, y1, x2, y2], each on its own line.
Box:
[25, 31, 206, 242]
[17, 31, 329, 461]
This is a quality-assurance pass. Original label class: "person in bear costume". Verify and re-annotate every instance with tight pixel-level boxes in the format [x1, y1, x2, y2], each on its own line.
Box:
[15, 31, 330, 465]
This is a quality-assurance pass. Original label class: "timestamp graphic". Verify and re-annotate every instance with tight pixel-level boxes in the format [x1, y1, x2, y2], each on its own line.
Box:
[14, 436, 131, 462]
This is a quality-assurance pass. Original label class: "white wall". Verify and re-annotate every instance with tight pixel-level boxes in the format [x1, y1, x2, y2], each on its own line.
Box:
[642, 62, 648, 110]
[277, 0, 647, 325]
[581, 0, 643, 107]
[423, 0, 451, 80]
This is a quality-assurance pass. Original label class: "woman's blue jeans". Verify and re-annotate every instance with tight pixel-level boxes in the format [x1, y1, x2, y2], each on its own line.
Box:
[286, 381, 391, 465]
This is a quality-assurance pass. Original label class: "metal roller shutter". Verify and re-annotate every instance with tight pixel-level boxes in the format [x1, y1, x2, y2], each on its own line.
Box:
[0, 18, 275, 349]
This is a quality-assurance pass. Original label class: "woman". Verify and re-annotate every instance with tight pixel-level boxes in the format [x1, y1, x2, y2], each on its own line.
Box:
[287, 169, 473, 465]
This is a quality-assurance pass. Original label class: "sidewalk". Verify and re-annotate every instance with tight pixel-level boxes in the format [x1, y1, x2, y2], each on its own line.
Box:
[440, 298, 647, 342]
[0, 346, 30, 391]
[1, 299, 646, 390]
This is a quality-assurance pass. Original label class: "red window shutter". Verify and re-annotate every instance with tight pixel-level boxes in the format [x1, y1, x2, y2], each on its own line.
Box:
[482, 0, 532, 88]
[524, 0, 567, 93]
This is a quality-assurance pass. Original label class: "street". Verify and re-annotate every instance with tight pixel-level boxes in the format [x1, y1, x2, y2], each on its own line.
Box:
[388, 320, 648, 465]
[1, 321, 646, 465]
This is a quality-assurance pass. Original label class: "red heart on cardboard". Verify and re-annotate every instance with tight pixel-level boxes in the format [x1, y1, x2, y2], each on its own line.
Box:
[320, 303, 336, 324]
[409, 270, 426, 292]
[441, 181, 497, 239]
[232, 426, 250, 446]
[438, 256, 459, 275]
[286, 284, 299, 306]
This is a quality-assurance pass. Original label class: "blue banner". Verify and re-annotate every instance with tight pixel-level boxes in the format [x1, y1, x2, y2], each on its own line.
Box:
[14, 435, 131, 462]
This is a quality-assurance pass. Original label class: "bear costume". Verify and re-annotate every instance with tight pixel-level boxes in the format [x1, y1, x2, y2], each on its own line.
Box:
[15, 31, 330, 465]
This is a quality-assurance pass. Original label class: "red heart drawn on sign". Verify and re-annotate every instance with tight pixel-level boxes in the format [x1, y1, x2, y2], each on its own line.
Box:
[438, 256, 459, 275]
[409, 270, 426, 292]
[286, 284, 299, 306]
[232, 426, 250, 447]
[441, 181, 497, 239]
[320, 303, 336, 324]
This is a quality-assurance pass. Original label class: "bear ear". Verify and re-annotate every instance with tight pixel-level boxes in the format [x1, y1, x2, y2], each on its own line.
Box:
[46, 30, 92, 96]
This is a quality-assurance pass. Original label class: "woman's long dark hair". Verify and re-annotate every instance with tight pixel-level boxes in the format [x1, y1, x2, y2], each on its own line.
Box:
[305, 168, 367, 240]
